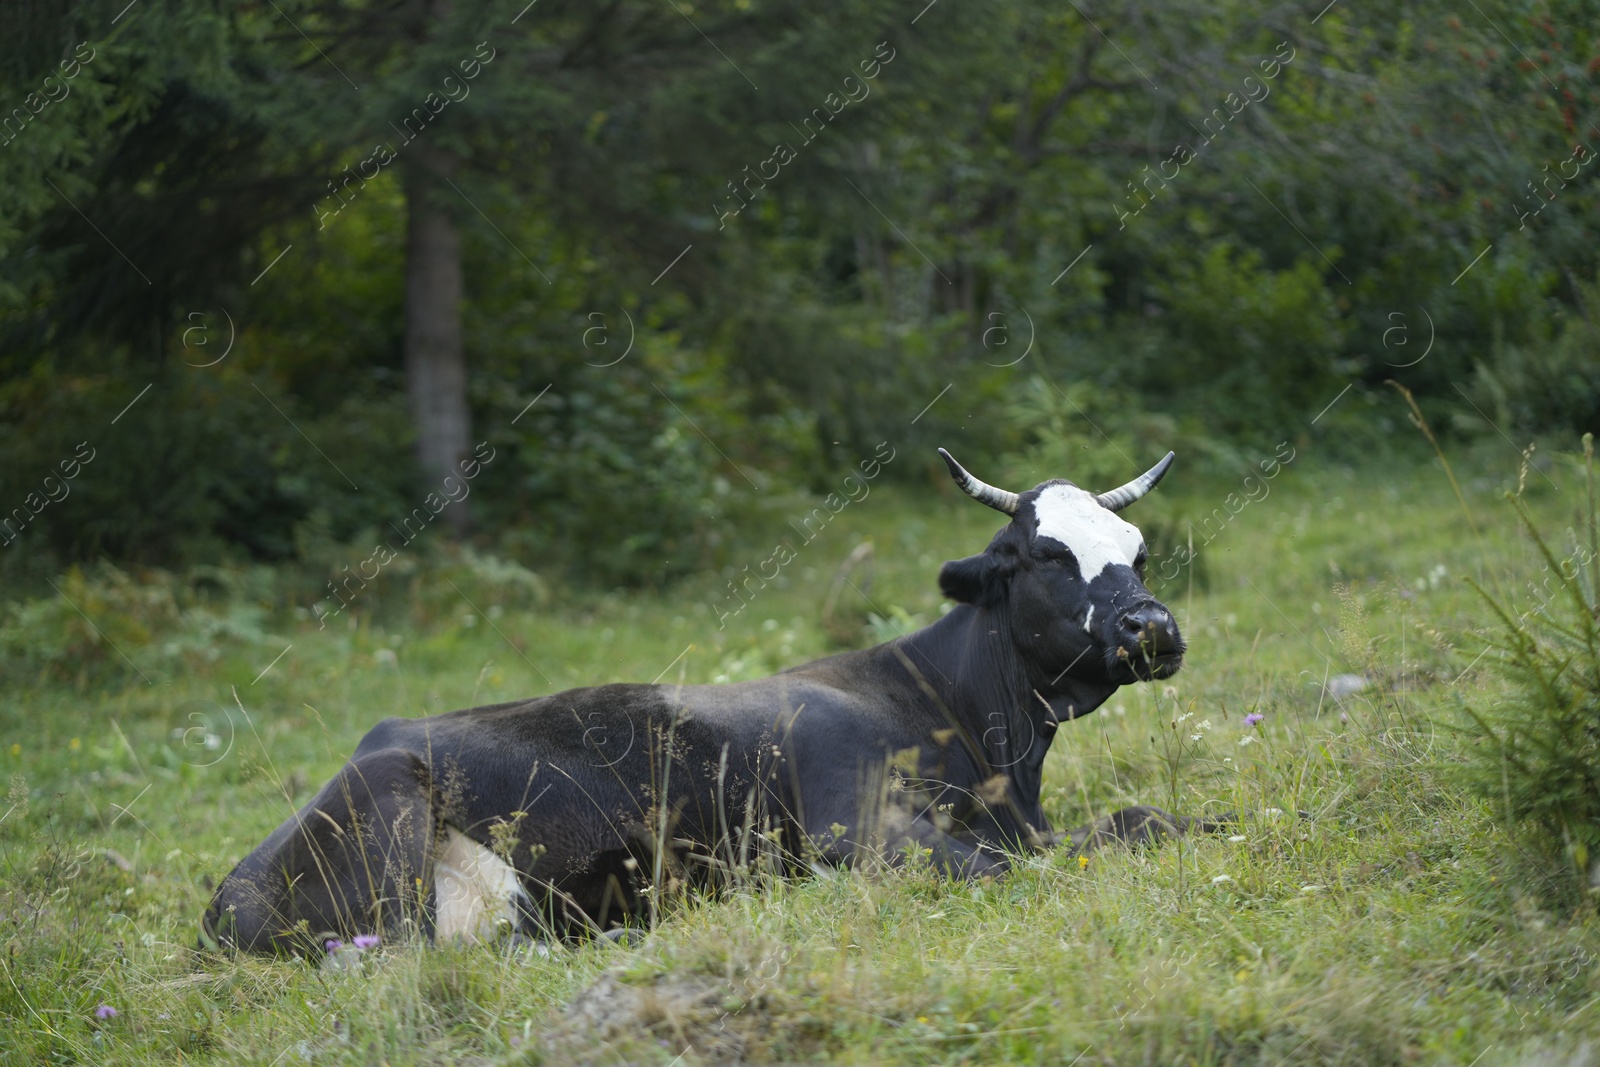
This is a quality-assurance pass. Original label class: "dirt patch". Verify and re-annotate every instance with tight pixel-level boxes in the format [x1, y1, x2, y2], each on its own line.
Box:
[545, 970, 815, 1065]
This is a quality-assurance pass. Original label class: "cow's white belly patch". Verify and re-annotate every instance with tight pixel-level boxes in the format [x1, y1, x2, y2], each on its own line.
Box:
[433, 826, 526, 942]
[1032, 484, 1143, 582]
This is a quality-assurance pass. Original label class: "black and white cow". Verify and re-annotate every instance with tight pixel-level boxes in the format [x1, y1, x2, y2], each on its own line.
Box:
[203, 449, 1209, 954]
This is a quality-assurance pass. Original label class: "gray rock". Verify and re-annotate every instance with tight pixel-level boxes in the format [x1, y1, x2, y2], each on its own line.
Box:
[1326, 674, 1369, 701]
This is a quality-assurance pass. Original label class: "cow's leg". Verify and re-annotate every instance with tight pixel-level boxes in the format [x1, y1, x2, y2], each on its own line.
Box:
[828, 808, 1009, 878]
[908, 815, 1010, 877]
[203, 747, 438, 954]
[1067, 805, 1235, 853]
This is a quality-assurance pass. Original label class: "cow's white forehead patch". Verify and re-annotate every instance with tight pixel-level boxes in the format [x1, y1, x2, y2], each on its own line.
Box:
[1032, 484, 1144, 580]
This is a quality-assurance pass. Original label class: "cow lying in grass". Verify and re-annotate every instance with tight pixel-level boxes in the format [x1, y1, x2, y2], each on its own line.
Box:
[204, 449, 1216, 954]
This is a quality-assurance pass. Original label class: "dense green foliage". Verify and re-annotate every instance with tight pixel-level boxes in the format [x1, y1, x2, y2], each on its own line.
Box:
[2, 0, 1598, 588]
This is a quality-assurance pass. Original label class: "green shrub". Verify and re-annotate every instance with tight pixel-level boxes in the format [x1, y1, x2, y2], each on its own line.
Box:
[496, 369, 741, 587]
[1147, 240, 1346, 436]
[407, 547, 550, 627]
[0, 371, 419, 581]
[1460, 434, 1600, 902]
[1470, 274, 1600, 442]
[0, 561, 281, 684]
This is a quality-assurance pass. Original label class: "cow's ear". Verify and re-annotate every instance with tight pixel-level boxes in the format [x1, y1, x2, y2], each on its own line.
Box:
[939, 553, 1007, 606]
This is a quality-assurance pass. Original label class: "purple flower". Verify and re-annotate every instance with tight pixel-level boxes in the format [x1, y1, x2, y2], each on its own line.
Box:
[95, 1005, 117, 1020]
[352, 934, 381, 950]
[324, 938, 344, 952]
[1244, 713, 1264, 727]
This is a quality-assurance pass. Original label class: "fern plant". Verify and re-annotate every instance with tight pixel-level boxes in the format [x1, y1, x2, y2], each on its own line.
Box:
[1461, 434, 1600, 902]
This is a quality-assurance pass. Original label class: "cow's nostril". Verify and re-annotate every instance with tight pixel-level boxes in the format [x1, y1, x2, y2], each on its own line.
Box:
[1121, 608, 1179, 659]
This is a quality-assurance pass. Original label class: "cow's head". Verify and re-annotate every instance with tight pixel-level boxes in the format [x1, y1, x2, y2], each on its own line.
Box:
[937, 448, 1184, 687]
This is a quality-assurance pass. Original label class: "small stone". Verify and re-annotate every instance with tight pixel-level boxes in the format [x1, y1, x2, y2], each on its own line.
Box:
[1326, 674, 1369, 701]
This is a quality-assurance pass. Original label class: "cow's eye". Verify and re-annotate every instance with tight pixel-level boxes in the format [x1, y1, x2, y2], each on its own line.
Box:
[1133, 548, 1148, 574]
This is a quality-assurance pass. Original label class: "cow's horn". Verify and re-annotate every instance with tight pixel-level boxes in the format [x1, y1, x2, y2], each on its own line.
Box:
[1095, 451, 1175, 512]
[938, 448, 1019, 515]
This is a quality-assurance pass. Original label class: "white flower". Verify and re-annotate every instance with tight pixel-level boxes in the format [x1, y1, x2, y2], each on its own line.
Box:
[1238, 736, 1258, 746]
[1212, 874, 1233, 884]
[1196, 719, 1213, 730]
[1228, 835, 1247, 842]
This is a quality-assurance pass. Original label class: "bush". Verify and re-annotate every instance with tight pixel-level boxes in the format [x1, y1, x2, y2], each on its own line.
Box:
[494, 368, 742, 587]
[0, 561, 280, 684]
[1470, 274, 1600, 442]
[1146, 241, 1346, 436]
[0, 370, 419, 582]
[1460, 434, 1600, 902]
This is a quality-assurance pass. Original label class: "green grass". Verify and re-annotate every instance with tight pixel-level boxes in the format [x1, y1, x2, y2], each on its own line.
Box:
[3, 445, 1599, 1065]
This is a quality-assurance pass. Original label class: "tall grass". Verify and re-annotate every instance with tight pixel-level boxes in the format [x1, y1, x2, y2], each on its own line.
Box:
[1461, 434, 1600, 902]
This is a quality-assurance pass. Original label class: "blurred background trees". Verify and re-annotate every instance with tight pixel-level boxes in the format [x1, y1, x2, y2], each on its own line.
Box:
[1, 0, 1596, 588]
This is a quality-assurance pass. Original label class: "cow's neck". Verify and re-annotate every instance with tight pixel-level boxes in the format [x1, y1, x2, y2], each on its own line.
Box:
[887, 604, 1120, 811]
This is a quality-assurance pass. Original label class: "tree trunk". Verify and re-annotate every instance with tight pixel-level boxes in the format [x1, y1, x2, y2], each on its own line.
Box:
[402, 147, 470, 537]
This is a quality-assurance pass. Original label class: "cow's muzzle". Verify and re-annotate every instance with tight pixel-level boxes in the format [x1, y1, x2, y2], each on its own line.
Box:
[1115, 604, 1184, 678]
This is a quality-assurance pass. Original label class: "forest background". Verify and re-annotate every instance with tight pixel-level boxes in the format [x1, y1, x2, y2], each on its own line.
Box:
[1, 0, 1597, 595]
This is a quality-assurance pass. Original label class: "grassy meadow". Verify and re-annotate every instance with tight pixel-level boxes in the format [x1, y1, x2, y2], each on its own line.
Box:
[3, 442, 1599, 1065]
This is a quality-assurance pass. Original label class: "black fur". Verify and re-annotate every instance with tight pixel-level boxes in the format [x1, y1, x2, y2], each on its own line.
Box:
[203, 476, 1192, 954]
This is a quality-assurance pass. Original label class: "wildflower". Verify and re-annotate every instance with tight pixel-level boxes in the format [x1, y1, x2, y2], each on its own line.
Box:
[1196, 719, 1213, 730]
[69, 737, 81, 751]
[8, 743, 17, 757]
[324, 938, 344, 952]
[95, 1005, 117, 1020]
[1228, 835, 1247, 842]
[1211, 874, 1233, 884]
[352, 934, 381, 950]
[1244, 713, 1264, 727]
[1238, 736, 1258, 746]
[1078, 854, 1089, 869]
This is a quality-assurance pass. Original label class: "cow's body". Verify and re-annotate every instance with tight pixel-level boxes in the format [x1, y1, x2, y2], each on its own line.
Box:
[204, 451, 1196, 954]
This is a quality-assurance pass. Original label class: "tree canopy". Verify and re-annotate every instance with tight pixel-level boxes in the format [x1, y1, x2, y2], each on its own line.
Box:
[2, 0, 1596, 585]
